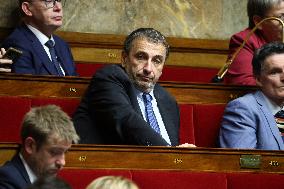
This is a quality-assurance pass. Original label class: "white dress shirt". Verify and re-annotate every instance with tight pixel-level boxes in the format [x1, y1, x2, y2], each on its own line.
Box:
[19, 153, 37, 184]
[136, 88, 171, 145]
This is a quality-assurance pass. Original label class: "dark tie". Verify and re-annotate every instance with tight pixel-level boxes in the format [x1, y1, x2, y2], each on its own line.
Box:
[274, 110, 284, 142]
[142, 93, 161, 134]
[45, 40, 64, 76]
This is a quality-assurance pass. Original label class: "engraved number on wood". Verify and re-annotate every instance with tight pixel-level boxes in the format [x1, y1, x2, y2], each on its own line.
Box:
[69, 88, 77, 93]
[79, 156, 87, 162]
[174, 158, 183, 164]
[108, 52, 117, 59]
[269, 161, 279, 167]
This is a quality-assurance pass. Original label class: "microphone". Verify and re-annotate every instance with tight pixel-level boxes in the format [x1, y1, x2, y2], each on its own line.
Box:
[211, 17, 284, 83]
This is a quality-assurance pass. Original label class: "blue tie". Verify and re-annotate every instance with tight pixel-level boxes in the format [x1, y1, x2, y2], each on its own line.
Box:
[45, 40, 64, 76]
[142, 93, 161, 134]
[274, 110, 284, 142]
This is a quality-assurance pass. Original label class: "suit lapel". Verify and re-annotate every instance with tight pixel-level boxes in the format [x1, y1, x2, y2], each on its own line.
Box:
[54, 38, 69, 76]
[21, 26, 58, 75]
[11, 154, 31, 184]
[255, 91, 284, 149]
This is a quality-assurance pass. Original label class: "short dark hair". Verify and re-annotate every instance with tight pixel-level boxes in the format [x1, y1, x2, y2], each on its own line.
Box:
[247, 0, 283, 28]
[252, 41, 284, 76]
[27, 176, 72, 189]
[123, 28, 170, 59]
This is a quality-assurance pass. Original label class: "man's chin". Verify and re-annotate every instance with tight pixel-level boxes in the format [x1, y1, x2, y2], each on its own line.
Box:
[135, 81, 154, 93]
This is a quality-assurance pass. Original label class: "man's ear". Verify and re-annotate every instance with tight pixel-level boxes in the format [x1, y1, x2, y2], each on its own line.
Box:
[23, 137, 36, 155]
[253, 15, 263, 30]
[121, 51, 128, 68]
[255, 76, 263, 87]
[21, 2, 33, 17]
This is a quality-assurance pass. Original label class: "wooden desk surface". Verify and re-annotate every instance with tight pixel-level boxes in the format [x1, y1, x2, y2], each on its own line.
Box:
[0, 74, 256, 104]
[1, 143, 283, 174]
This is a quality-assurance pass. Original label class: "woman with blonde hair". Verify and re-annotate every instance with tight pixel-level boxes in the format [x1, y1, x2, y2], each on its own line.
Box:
[86, 176, 139, 189]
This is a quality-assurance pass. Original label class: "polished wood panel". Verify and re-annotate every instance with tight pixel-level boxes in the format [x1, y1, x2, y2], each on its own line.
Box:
[1, 143, 283, 174]
[0, 74, 256, 104]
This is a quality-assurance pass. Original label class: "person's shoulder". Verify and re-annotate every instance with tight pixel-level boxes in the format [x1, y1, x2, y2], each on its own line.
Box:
[2, 26, 28, 46]
[227, 91, 258, 108]
[95, 64, 125, 77]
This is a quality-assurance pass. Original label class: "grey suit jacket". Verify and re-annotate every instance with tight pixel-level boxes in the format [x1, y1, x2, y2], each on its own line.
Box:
[219, 91, 284, 150]
[73, 64, 180, 146]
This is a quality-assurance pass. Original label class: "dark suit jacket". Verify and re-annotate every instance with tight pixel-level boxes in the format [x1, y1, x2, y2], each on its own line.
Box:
[0, 154, 31, 189]
[73, 64, 180, 146]
[1, 25, 77, 76]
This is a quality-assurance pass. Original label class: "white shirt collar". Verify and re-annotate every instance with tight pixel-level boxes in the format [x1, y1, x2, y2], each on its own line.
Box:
[19, 153, 37, 184]
[27, 24, 55, 46]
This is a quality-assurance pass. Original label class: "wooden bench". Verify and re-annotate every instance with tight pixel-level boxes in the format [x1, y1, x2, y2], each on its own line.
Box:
[0, 74, 256, 147]
[1, 143, 283, 189]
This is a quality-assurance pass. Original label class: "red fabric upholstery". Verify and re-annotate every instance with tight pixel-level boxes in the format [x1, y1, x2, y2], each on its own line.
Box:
[179, 104, 195, 144]
[160, 66, 218, 83]
[76, 63, 218, 83]
[227, 173, 284, 189]
[76, 63, 105, 77]
[132, 170, 227, 189]
[0, 96, 31, 142]
[193, 104, 226, 147]
[31, 97, 81, 117]
[58, 169, 132, 189]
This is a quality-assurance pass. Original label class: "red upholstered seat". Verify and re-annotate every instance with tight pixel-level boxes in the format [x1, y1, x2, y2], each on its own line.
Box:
[160, 66, 218, 83]
[58, 169, 132, 189]
[193, 104, 226, 147]
[179, 104, 195, 144]
[31, 97, 81, 117]
[132, 170, 227, 189]
[227, 173, 284, 189]
[76, 63, 218, 83]
[0, 96, 31, 142]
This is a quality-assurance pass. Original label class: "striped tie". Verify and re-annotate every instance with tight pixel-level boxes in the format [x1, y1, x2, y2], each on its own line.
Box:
[45, 40, 64, 76]
[274, 110, 284, 142]
[142, 93, 160, 134]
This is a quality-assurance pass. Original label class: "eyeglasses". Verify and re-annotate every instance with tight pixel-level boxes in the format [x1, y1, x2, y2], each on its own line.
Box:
[42, 0, 66, 9]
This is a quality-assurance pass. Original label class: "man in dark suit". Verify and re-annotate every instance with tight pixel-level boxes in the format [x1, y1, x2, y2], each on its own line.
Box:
[0, 105, 79, 189]
[73, 28, 183, 146]
[1, 0, 76, 76]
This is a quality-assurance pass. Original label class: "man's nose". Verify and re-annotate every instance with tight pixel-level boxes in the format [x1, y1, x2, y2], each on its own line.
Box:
[143, 61, 153, 73]
[55, 154, 65, 169]
[53, 1, 62, 10]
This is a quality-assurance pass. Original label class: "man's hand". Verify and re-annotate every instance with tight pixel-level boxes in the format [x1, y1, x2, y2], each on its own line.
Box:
[0, 48, 12, 72]
[177, 143, 197, 148]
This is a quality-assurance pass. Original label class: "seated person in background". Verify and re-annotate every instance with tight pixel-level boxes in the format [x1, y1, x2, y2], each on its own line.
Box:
[73, 28, 189, 146]
[219, 42, 284, 150]
[86, 176, 139, 189]
[0, 48, 13, 72]
[1, 0, 77, 76]
[27, 176, 71, 189]
[224, 0, 284, 85]
[0, 105, 79, 189]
